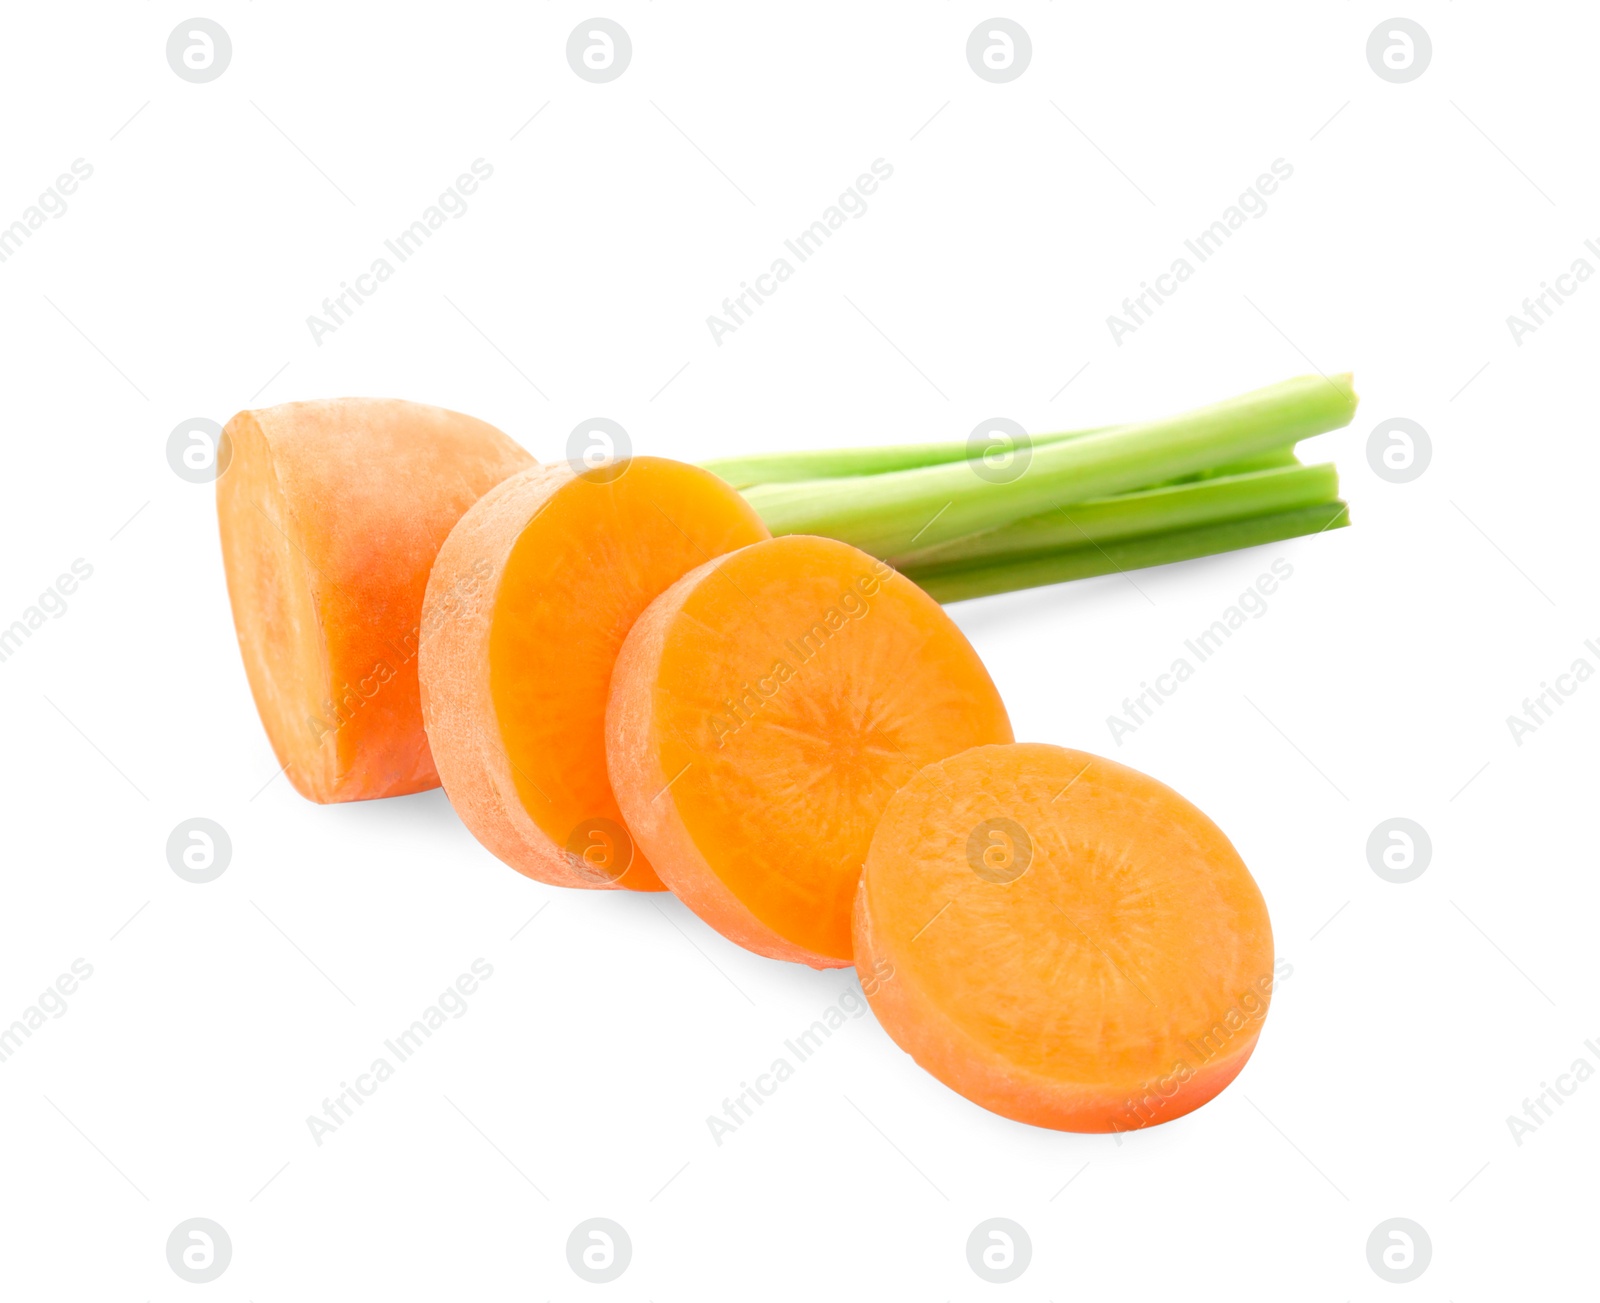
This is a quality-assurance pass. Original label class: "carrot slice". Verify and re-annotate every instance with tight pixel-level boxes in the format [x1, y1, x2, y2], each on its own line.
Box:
[217, 398, 533, 803]
[606, 535, 1013, 966]
[420, 458, 769, 891]
[854, 743, 1275, 1132]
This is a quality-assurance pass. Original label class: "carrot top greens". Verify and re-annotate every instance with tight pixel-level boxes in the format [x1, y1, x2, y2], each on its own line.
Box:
[706, 373, 1357, 601]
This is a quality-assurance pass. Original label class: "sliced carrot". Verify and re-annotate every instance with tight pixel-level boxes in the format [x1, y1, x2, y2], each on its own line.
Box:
[217, 398, 533, 803]
[420, 458, 769, 891]
[853, 743, 1275, 1132]
[606, 534, 1013, 966]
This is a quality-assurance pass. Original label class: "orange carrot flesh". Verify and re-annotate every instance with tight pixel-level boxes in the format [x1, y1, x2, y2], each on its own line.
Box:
[420, 458, 769, 891]
[854, 743, 1275, 1132]
[217, 398, 534, 803]
[606, 534, 1013, 966]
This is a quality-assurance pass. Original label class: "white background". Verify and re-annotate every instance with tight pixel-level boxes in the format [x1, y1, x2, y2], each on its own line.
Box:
[1, 2, 1595, 1298]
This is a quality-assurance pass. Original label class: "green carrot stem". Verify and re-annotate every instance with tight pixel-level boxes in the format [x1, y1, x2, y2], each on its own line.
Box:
[892, 462, 1339, 569]
[701, 425, 1110, 489]
[742, 373, 1357, 556]
[902, 501, 1350, 604]
[706, 437, 1298, 491]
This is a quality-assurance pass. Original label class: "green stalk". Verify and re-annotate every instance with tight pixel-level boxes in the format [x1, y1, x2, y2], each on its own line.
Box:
[742, 373, 1357, 556]
[701, 425, 1110, 489]
[903, 501, 1350, 604]
[893, 462, 1339, 569]
[704, 430, 1301, 491]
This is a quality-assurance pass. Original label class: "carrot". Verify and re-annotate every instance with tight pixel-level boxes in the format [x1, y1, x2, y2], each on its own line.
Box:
[606, 534, 1012, 966]
[217, 398, 534, 803]
[419, 458, 769, 891]
[853, 743, 1275, 1132]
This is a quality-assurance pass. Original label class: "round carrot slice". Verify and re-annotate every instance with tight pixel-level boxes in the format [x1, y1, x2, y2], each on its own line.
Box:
[420, 457, 768, 891]
[854, 743, 1276, 1132]
[606, 535, 1013, 966]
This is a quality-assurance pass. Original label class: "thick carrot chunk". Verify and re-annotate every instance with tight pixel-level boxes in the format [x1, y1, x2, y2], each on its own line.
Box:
[420, 458, 769, 890]
[854, 743, 1276, 1132]
[217, 398, 534, 803]
[607, 535, 1013, 966]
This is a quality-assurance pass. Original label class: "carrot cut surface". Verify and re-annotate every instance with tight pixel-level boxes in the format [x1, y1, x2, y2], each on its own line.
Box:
[420, 458, 769, 891]
[607, 535, 1013, 967]
[854, 744, 1275, 1132]
[217, 398, 534, 804]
